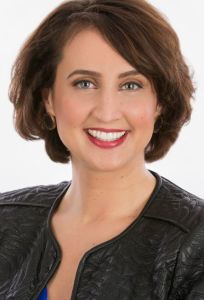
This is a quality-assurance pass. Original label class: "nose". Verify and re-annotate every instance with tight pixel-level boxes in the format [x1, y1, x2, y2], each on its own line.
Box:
[91, 90, 123, 123]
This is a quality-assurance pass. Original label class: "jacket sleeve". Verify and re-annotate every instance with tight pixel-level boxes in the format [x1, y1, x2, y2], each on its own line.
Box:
[168, 211, 204, 299]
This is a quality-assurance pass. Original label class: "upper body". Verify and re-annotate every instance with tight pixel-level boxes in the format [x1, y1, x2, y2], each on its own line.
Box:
[1, 171, 204, 300]
[4, 0, 199, 299]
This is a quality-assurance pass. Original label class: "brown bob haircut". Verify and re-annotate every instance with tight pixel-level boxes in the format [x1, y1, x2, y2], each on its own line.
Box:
[9, 0, 195, 163]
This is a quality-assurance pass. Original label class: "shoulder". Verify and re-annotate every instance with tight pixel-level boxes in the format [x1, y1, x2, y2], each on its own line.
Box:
[145, 171, 204, 233]
[0, 181, 69, 208]
[156, 176, 204, 298]
[146, 172, 204, 298]
[162, 174, 204, 210]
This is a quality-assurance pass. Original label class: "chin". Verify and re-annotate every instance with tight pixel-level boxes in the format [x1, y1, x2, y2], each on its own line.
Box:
[85, 157, 131, 173]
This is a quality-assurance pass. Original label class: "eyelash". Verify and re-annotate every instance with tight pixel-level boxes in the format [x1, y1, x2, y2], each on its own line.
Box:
[72, 80, 143, 90]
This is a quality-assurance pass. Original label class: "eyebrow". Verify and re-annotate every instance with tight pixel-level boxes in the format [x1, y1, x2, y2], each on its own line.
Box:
[67, 69, 140, 79]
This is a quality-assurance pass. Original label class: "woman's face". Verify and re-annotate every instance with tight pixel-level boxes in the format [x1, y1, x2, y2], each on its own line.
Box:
[44, 28, 160, 172]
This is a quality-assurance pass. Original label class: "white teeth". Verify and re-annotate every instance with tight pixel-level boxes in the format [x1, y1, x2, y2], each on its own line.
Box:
[87, 129, 126, 141]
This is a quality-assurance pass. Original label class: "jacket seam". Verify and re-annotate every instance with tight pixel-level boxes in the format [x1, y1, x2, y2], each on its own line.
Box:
[143, 214, 190, 233]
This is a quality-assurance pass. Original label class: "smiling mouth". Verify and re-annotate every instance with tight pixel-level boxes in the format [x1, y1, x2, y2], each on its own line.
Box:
[86, 129, 127, 142]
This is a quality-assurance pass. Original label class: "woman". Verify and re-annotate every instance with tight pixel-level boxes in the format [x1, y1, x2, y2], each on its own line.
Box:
[1, 0, 204, 299]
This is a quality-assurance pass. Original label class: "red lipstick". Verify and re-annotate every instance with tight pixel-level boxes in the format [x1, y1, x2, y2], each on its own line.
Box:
[85, 130, 129, 149]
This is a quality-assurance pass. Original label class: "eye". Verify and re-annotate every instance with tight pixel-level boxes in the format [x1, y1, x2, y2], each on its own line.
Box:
[73, 80, 95, 89]
[72, 80, 143, 90]
[121, 81, 143, 91]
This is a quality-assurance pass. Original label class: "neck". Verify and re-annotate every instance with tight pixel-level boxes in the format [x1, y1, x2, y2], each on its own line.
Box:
[61, 161, 156, 224]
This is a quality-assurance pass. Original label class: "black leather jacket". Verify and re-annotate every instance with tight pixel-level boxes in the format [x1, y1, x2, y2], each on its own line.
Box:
[1, 172, 204, 300]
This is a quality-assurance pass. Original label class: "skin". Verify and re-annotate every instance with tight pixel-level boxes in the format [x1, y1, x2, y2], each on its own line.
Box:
[43, 28, 161, 224]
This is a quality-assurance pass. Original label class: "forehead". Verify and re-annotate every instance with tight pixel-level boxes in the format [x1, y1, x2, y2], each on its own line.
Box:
[59, 28, 135, 72]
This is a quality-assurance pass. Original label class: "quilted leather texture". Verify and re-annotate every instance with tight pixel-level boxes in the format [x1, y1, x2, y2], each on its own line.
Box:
[0, 172, 204, 300]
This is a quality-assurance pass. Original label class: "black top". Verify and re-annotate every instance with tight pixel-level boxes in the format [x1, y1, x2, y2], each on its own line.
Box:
[0, 171, 204, 300]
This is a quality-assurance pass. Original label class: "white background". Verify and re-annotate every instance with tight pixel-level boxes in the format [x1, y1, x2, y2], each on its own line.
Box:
[0, 0, 203, 197]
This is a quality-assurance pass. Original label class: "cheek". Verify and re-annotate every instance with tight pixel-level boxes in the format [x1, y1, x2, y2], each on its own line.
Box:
[137, 112, 155, 127]
[127, 102, 156, 128]
[52, 78, 82, 127]
[54, 97, 88, 129]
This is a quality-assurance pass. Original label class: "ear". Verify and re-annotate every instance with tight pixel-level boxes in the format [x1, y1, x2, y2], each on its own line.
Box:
[42, 88, 55, 116]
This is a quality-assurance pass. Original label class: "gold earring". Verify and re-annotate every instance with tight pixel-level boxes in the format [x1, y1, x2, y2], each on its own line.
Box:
[43, 113, 56, 131]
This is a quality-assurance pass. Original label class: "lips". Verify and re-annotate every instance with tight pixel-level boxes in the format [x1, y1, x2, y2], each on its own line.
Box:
[85, 128, 128, 149]
[87, 128, 125, 140]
